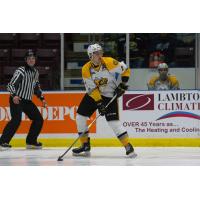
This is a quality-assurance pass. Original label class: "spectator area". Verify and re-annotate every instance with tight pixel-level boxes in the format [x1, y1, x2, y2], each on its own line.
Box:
[0, 33, 60, 90]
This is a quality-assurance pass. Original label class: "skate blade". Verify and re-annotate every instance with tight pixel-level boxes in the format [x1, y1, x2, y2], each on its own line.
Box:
[26, 145, 43, 150]
[127, 152, 137, 158]
[72, 151, 91, 157]
[0, 147, 11, 151]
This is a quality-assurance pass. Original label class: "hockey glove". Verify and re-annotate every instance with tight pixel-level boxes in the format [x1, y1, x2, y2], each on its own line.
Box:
[114, 82, 129, 98]
[96, 100, 107, 116]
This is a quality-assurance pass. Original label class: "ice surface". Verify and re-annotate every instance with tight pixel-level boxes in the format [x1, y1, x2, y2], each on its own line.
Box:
[1, 147, 200, 166]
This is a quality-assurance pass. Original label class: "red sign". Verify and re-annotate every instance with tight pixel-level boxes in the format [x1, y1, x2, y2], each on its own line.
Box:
[123, 94, 154, 110]
[0, 93, 96, 134]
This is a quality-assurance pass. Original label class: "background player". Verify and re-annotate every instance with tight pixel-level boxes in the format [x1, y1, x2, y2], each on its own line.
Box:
[147, 62, 180, 90]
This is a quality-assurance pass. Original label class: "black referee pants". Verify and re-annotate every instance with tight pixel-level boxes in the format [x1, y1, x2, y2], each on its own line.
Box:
[0, 96, 44, 145]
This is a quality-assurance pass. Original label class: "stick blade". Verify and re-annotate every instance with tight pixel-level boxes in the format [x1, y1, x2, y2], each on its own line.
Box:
[57, 157, 63, 161]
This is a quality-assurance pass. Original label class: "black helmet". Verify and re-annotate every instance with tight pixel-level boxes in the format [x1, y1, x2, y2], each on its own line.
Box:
[24, 49, 36, 60]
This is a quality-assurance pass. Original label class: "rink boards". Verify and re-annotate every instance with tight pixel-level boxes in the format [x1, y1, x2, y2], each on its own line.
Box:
[0, 90, 200, 147]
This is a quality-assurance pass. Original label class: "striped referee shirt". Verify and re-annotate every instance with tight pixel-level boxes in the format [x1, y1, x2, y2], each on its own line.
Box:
[7, 65, 44, 101]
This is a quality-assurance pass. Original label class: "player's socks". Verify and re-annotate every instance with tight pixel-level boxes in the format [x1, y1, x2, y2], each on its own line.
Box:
[118, 131, 129, 146]
[79, 131, 89, 144]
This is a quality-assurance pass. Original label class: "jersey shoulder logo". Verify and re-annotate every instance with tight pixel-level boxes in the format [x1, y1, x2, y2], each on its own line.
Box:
[113, 59, 119, 65]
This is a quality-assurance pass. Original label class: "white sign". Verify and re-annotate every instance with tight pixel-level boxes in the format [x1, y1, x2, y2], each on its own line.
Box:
[97, 90, 200, 138]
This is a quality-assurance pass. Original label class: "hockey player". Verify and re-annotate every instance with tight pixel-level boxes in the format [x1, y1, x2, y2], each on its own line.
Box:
[147, 62, 180, 90]
[72, 44, 136, 157]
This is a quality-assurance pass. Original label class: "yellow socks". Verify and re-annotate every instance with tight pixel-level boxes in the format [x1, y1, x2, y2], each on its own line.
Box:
[79, 131, 89, 144]
[117, 132, 129, 147]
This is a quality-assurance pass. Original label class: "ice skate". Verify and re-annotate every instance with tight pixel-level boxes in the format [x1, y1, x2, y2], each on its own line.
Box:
[26, 142, 43, 149]
[72, 138, 91, 157]
[0, 143, 12, 151]
[125, 143, 137, 158]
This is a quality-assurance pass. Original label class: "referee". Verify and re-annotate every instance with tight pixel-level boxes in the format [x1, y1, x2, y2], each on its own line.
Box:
[0, 50, 47, 150]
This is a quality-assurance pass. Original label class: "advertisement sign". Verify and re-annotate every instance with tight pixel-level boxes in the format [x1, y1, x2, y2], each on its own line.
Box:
[0, 91, 199, 138]
[121, 91, 200, 138]
[0, 92, 96, 134]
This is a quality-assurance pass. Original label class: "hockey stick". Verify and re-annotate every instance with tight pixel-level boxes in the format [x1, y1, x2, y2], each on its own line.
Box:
[57, 94, 117, 161]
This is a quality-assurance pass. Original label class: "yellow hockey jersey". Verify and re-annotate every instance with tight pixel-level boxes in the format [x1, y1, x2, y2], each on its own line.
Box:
[82, 57, 130, 101]
[148, 75, 180, 90]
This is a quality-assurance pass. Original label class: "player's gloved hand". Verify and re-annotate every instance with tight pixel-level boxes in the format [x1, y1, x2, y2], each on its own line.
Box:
[114, 82, 129, 98]
[96, 100, 107, 116]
